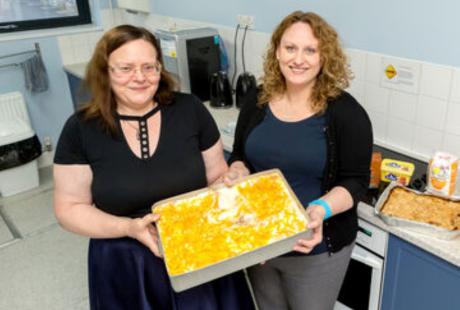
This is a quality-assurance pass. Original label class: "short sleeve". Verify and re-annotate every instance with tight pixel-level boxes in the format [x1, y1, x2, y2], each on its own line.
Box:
[54, 114, 88, 164]
[192, 97, 220, 151]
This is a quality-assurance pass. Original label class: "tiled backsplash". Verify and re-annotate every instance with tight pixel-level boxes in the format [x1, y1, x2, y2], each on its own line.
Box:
[347, 48, 460, 161]
[57, 10, 460, 162]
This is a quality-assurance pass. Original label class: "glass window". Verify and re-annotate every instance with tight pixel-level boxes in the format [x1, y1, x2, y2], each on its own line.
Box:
[0, 0, 91, 33]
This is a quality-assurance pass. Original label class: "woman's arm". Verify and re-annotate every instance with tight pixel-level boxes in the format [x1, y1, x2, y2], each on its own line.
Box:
[201, 139, 228, 185]
[53, 164, 161, 256]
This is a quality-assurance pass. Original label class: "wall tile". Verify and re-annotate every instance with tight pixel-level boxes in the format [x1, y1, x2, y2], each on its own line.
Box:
[386, 118, 414, 151]
[412, 126, 443, 157]
[365, 52, 381, 85]
[367, 111, 387, 143]
[69, 34, 86, 63]
[364, 83, 390, 114]
[57, 36, 74, 65]
[451, 68, 460, 103]
[79, 34, 93, 63]
[244, 31, 269, 78]
[346, 49, 366, 81]
[445, 102, 460, 135]
[388, 90, 417, 122]
[415, 96, 447, 130]
[347, 80, 365, 106]
[443, 133, 460, 156]
[420, 63, 452, 100]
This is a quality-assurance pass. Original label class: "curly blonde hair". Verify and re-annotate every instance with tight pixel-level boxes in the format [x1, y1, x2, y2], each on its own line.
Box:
[260, 11, 352, 112]
[80, 25, 177, 135]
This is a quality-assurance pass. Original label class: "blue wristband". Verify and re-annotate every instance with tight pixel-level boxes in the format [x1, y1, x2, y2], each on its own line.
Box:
[309, 199, 332, 220]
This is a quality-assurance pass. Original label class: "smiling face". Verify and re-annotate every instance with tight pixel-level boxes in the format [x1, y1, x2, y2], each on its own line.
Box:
[276, 22, 321, 90]
[108, 39, 161, 115]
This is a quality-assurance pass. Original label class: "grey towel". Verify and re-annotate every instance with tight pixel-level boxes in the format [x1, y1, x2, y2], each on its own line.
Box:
[20, 54, 49, 93]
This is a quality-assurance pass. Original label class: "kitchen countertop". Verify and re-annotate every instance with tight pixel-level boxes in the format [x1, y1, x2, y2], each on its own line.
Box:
[64, 62, 460, 268]
[358, 202, 460, 267]
[63, 62, 87, 79]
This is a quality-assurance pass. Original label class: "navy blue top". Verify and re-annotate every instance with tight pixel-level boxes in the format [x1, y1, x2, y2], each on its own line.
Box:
[245, 107, 328, 255]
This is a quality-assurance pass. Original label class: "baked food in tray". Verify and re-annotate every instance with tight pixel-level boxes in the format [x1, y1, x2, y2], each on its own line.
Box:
[381, 187, 460, 230]
[152, 169, 308, 277]
[377, 183, 460, 238]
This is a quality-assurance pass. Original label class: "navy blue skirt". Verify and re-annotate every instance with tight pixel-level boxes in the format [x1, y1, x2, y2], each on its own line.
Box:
[88, 238, 255, 310]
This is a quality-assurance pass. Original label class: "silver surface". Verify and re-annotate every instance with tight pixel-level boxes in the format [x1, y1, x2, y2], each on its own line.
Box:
[375, 182, 460, 240]
[153, 169, 312, 292]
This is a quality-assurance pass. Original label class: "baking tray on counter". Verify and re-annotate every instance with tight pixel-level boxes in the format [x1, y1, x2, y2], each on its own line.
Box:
[151, 169, 311, 292]
[375, 182, 460, 240]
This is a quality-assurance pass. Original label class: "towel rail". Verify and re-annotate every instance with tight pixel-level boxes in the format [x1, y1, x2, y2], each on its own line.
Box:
[0, 42, 40, 61]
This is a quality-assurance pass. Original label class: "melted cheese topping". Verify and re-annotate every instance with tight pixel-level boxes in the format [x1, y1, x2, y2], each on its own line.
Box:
[154, 173, 307, 276]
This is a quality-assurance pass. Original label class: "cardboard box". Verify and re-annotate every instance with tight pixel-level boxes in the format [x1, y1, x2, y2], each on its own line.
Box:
[151, 169, 311, 292]
[380, 158, 414, 185]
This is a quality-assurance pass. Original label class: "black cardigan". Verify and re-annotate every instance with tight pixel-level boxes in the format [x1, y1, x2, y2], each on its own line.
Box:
[228, 89, 373, 253]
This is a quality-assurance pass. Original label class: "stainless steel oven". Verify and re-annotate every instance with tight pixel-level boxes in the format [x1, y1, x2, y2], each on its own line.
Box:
[335, 219, 388, 310]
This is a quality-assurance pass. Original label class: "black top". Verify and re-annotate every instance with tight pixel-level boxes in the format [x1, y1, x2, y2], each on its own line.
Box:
[229, 88, 373, 254]
[54, 92, 220, 217]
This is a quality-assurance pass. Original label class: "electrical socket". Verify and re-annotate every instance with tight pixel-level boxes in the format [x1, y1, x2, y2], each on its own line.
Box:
[43, 136, 53, 152]
[237, 15, 255, 29]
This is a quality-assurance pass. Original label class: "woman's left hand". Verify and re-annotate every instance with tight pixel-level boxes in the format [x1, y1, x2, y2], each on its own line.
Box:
[293, 204, 325, 254]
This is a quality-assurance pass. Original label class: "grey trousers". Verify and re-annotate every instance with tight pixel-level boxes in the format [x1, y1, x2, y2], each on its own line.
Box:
[247, 242, 354, 310]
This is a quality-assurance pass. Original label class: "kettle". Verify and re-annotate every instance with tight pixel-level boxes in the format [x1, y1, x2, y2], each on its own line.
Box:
[209, 71, 233, 108]
[235, 72, 257, 108]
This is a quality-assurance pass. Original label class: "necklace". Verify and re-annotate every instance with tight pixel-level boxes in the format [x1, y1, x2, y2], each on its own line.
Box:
[122, 120, 140, 140]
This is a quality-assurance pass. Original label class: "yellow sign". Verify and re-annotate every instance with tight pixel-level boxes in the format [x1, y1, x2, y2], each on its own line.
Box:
[385, 64, 397, 79]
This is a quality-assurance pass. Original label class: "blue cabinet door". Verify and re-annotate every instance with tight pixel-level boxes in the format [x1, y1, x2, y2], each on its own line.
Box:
[65, 72, 90, 110]
[381, 234, 460, 310]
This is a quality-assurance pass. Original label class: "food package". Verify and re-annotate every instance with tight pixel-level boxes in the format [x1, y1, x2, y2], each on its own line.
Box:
[427, 151, 458, 197]
[375, 182, 460, 240]
[151, 169, 310, 292]
[380, 158, 415, 186]
[369, 152, 382, 188]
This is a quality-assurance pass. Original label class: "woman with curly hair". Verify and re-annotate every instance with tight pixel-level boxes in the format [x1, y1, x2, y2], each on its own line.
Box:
[224, 11, 373, 310]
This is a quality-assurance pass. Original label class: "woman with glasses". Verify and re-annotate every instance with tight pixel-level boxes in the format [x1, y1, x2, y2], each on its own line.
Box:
[53, 25, 255, 310]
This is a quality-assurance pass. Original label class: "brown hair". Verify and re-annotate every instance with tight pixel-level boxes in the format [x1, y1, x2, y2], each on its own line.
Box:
[260, 11, 352, 112]
[79, 24, 177, 134]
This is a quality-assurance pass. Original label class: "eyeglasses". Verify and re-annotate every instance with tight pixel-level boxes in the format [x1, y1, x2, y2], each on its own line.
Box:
[109, 62, 162, 78]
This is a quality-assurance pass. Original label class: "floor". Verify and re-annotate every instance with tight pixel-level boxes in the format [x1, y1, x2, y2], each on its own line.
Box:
[0, 167, 89, 310]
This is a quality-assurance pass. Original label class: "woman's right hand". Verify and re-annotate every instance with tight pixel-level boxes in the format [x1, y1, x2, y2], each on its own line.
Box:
[223, 161, 250, 186]
[126, 213, 162, 257]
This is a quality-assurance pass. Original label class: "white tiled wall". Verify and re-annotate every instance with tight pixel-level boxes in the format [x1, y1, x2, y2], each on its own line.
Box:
[56, 11, 460, 162]
[346, 49, 460, 161]
[57, 9, 125, 66]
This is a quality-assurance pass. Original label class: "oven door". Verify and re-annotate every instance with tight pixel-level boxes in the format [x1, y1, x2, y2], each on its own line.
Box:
[335, 244, 384, 310]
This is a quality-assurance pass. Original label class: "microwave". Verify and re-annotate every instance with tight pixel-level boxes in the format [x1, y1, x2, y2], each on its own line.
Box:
[155, 27, 221, 101]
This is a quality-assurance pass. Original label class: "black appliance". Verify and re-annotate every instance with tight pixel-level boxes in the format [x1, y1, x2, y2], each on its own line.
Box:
[210, 71, 233, 108]
[235, 72, 257, 108]
[155, 28, 220, 101]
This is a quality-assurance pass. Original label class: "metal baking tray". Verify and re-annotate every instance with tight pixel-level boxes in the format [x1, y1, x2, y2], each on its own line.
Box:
[375, 182, 460, 240]
[151, 169, 311, 292]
